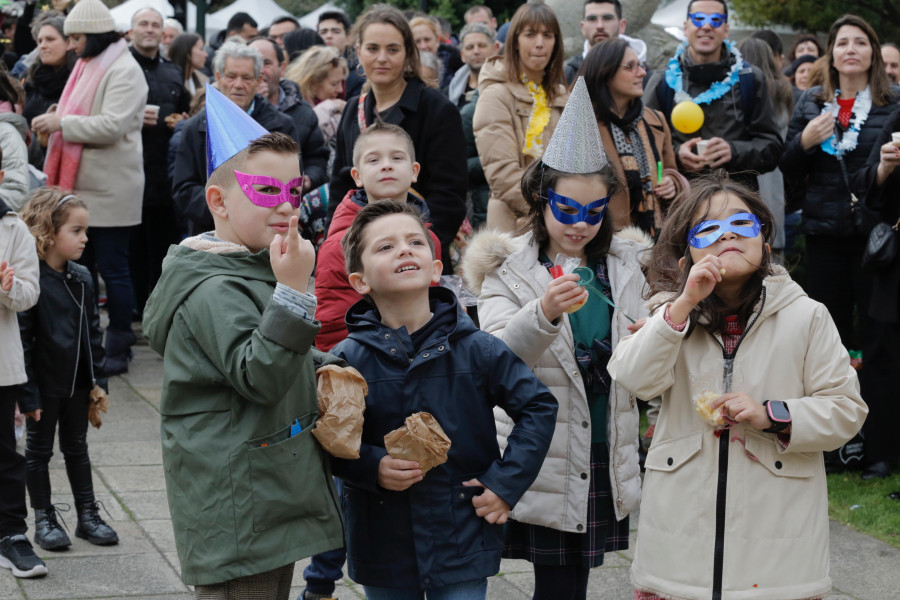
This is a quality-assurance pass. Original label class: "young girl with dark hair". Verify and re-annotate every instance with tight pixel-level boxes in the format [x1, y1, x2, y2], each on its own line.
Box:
[464, 80, 648, 600]
[607, 172, 867, 600]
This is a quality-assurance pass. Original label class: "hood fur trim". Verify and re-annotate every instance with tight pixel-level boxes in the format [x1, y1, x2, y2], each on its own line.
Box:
[615, 225, 653, 247]
[461, 229, 527, 296]
[179, 234, 249, 255]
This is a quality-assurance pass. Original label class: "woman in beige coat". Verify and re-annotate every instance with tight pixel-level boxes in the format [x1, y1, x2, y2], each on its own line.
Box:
[31, 0, 147, 374]
[473, 3, 568, 233]
[608, 175, 867, 600]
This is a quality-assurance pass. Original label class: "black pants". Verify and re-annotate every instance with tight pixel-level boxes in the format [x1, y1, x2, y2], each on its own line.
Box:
[532, 564, 590, 600]
[804, 235, 873, 351]
[860, 320, 900, 464]
[0, 387, 27, 537]
[131, 202, 177, 314]
[25, 391, 95, 508]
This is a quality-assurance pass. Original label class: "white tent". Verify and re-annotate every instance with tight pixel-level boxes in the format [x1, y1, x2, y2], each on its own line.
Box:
[297, 2, 341, 29]
[210, 0, 293, 31]
[109, 0, 227, 36]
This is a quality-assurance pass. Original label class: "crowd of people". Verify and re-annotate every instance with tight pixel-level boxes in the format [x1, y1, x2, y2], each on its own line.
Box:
[0, 0, 897, 598]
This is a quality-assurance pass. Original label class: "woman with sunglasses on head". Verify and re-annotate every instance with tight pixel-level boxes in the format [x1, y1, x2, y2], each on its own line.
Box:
[779, 15, 899, 481]
[579, 39, 678, 237]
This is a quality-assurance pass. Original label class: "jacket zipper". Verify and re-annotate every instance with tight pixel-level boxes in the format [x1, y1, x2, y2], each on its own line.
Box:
[66, 279, 87, 398]
[711, 288, 766, 600]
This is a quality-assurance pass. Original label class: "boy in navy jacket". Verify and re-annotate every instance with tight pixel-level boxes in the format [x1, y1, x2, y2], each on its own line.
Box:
[330, 200, 557, 598]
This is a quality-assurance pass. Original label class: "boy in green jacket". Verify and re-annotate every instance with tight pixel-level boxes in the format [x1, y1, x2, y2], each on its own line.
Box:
[142, 85, 343, 596]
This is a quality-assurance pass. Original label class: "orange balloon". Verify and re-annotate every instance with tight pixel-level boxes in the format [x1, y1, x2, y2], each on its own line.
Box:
[671, 101, 705, 134]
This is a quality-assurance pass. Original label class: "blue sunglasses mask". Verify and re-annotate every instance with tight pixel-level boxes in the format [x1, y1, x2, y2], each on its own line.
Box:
[547, 187, 610, 226]
[688, 12, 727, 28]
[687, 212, 762, 249]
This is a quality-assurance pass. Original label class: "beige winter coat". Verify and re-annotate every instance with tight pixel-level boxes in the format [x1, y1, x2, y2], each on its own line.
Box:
[463, 228, 650, 531]
[473, 58, 567, 233]
[607, 269, 868, 600]
[60, 49, 147, 228]
[0, 211, 39, 386]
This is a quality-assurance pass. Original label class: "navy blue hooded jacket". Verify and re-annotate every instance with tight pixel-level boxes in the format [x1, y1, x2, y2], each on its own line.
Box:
[331, 287, 557, 589]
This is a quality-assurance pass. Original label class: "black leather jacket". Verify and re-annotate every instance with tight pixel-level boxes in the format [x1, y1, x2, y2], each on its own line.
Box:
[17, 261, 106, 411]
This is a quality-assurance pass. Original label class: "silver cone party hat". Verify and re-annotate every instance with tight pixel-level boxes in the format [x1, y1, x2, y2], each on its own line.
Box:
[541, 76, 607, 173]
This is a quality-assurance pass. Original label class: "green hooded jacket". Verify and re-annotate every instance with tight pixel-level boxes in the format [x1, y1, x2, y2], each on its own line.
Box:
[142, 236, 344, 586]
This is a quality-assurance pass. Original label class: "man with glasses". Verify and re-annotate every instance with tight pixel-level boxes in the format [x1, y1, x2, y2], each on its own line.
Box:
[643, 0, 782, 189]
[565, 0, 628, 84]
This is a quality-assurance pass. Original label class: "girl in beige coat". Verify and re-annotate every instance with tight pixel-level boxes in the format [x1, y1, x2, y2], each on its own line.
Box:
[608, 174, 867, 600]
[473, 3, 568, 233]
[463, 154, 648, 599]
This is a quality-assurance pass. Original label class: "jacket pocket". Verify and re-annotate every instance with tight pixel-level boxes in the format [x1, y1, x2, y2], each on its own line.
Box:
[246, 410, 334, 533]
[644, 430, 704, 472]
[451, 479, 504, 556]
[743, 430, 817, 478]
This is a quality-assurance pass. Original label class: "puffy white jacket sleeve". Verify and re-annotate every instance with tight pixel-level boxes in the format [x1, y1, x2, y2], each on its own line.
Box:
[0, 123, 30, 211]
[0, 217, 39, 312]
[607, 306, 687, 400]
[781, 302, 867, 453]
[477, 269, 560, 368]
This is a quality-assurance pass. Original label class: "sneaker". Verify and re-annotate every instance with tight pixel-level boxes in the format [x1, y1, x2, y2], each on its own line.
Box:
[0, 535, 48, 578]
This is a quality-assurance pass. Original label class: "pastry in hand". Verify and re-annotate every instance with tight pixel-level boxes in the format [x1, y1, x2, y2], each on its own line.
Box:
[695, 390, 725, 427]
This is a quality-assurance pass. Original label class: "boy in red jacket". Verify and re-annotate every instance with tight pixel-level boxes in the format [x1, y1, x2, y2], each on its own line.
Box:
[314, 122, 441, 351]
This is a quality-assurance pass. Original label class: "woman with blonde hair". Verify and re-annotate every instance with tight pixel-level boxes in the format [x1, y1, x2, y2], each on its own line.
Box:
[285, 45, 347, 145]
[473, 2, 568, 232]
[409, 14, 460, 89]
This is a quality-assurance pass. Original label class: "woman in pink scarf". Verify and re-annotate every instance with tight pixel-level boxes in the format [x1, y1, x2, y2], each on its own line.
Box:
[32, 0, 147, 375]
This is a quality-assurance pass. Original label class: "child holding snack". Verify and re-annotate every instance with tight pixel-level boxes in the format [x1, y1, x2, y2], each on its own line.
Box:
[330, 200, 557, 599]
[463, 78, 648, 600]
[607, 172, 868, 600]
[315, 121, 440, 351]
[142, 85, 344, 597]
[18, 188, 117, 551]
[0, 183, 43, 578]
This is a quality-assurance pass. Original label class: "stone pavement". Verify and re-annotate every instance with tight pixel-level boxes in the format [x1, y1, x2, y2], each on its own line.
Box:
[4, 340, 900, 600]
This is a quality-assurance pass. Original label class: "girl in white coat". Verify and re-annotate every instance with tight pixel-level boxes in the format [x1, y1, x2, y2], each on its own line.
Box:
[464, 147, 648, 598]
[607, 173, 868, 600]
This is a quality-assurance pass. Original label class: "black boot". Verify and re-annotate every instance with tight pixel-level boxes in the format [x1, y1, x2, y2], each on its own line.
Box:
[33, 505, 71, 551]
[104, 328, 136, 376]
[74, 502, 118, 546]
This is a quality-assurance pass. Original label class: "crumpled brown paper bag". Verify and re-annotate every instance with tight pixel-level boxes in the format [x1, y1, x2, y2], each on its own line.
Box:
[88, 386, 109, 429]
[311, 365, 368, 459]
[384, 412, 451, 474]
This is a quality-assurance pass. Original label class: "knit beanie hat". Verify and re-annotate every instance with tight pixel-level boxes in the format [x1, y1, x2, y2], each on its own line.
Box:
[64, 0, 116, 35]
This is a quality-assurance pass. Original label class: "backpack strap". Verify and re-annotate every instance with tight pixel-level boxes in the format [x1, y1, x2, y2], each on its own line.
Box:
[738, 61, 755, 128]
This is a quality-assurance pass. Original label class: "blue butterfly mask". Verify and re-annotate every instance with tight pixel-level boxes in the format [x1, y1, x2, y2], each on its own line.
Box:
[687, 212, 762, 249]
[547, 187, 610, 226]
[688, 12, 727, 28]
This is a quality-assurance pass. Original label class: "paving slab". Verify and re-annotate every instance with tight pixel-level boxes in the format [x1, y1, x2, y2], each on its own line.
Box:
[93, 465, 167, 493]
[87, 441, 162, 468]
[118, 491, 172, 521]
[139, 519, 177, 553]
[0, 574, 22, 599]
[16, 553, 187, 599]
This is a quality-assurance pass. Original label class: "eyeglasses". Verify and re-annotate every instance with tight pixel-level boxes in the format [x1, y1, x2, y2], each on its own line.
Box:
[619, 61, 645, 73]
[584, 13, 617, 23]
[687, 12, 727, 28]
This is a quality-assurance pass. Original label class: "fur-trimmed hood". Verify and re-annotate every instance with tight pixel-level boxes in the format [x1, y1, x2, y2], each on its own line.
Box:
[462, 226, 652, 296]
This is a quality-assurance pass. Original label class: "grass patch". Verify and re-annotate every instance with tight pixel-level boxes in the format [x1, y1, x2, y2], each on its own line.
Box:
[827, 471, 900, 550]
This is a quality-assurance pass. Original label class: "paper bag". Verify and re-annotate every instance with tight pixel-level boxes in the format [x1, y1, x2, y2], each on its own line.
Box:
[384, 412, 451, 474]
[88, 386, 109, 429]
[311, 365, 367, 459]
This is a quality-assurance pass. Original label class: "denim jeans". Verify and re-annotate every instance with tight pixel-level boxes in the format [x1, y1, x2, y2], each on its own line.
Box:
[363, 578, 487, 600]
[80, 226, 134, 332]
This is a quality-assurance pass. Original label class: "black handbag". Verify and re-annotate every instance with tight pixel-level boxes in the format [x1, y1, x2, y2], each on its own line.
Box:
[861, 217, 900, 270]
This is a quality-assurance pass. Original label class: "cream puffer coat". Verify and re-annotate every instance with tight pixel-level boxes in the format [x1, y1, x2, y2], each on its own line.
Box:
[607, 268, 868, 600]
[0, 211, 39, 386]
[463, 228, 650, 531]
[472, 58, 567, 233]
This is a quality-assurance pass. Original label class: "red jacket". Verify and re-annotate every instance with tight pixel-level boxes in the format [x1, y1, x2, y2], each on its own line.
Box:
[314, 189, 442, 351]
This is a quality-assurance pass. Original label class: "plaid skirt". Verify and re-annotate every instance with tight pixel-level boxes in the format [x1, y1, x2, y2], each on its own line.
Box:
[503, 443, 629, 568]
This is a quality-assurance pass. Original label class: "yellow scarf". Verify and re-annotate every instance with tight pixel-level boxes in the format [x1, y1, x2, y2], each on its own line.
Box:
[521, 75, 550, 158]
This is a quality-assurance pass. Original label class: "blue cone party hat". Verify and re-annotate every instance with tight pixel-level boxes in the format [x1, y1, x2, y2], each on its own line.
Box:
[541, 76, 608, 174]
[205, 83, 268, 178]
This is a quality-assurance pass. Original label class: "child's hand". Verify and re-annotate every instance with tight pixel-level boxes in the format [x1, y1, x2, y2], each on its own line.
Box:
[681, 254, 723, 307]
[540, 274, 587, 322]
[270, 215, 315, 293]
[25, 409, 41, 422]
[0, 261, 13, 292]
[463, 479, 511, 524]
[711, 392, 769, 430]
[377, 455, 423, 491]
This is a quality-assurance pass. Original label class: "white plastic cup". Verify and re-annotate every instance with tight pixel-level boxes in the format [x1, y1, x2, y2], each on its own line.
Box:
[145, 104, 160, 118]
[892, 132, 900, 146]
[696, 140, 709, 157]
